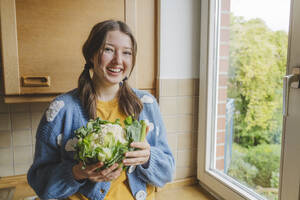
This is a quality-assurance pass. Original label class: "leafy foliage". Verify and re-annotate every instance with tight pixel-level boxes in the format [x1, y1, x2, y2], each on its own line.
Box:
[74, 116, 146, 169]
[228, 146, 258, 187]
[271, 171, 279, 188]
[226, 14, 286, 199]
[124, 116, 147, 151]
[228, 15, 288, 147]
[245, 144, 281, 187]
[228, 144, 280, 188]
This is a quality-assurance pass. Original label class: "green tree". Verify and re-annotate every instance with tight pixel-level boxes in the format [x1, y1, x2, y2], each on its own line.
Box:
[228, 16, 288, 147]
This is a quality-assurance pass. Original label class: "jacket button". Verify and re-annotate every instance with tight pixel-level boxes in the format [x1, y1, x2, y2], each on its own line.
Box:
[135, 190, 147, 200]
[128, 165, 136, 174]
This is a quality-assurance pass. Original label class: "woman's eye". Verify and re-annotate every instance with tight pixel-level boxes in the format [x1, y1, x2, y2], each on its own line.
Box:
[104, 47, 114, 53]
[124, 51, 132, 55]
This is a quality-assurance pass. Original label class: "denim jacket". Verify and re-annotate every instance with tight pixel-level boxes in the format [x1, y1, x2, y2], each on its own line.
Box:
[27, 88, 175, 200]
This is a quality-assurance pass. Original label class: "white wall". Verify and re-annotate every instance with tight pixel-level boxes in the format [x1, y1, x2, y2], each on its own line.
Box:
[159, 0, 200, 79]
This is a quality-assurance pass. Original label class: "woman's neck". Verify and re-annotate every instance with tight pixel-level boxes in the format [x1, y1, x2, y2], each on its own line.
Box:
[94, 81, 120, 102]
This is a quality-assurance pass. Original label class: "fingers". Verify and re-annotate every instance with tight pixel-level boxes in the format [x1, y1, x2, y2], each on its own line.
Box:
[90, 166, 122, 182]
[79, 162, 103, 178]
[100, 163, 119, 176]
[130, 141, 150, 150]
[85, 162, 103, 171]
[123, 156, 149, 166]
[74, 161, 124, 182]
[88, 163, 122, 182]
[105, 167, 122, 180]
[123, 142, 151, 166]
[72, 162, 86, 180]
[125, 149, 150, 158]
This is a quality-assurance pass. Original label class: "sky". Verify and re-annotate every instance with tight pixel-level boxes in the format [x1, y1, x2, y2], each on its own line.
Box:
[231, 0, 291, 32]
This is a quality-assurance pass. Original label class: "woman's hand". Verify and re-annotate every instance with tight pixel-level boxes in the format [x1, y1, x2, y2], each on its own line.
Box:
[123, 140, 151, 166]
[72, 162, 122, 182]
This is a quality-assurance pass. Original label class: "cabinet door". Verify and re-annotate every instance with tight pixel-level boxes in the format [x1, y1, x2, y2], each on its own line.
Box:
[17, 0, 125, 95]
[2, 0, 124, 95]
[1, 0, 157, 101]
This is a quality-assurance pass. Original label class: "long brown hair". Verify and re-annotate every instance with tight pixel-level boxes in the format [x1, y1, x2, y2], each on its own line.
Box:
[78, 20, 143, 119]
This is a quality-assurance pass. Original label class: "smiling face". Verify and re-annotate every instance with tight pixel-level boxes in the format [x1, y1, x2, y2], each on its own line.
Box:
[91, 30, 133, 87]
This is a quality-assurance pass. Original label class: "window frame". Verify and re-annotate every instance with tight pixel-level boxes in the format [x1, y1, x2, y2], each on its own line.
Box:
[197, 0, 271, 199]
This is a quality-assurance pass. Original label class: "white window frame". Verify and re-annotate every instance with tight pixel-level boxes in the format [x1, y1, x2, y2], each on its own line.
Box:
[197, 0, 273, 199]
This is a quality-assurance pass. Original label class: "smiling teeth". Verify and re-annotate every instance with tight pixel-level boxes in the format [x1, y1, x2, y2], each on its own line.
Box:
[108, 68, 121, 73]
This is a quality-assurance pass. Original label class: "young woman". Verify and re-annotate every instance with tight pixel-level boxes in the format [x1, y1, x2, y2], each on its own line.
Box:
[27, 20, 175, 200]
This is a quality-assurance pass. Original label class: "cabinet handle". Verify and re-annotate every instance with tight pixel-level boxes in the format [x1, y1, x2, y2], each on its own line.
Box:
[22, 76, 51, 87]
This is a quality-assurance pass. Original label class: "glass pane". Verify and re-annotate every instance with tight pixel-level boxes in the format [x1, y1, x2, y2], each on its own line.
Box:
[213, 0, 290, 199]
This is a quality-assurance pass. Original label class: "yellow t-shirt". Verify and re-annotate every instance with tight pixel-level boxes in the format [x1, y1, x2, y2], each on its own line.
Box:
[67, 98, 155, 200]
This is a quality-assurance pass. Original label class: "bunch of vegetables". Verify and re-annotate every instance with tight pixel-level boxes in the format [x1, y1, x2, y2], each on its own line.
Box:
[74, 116, 147, 169]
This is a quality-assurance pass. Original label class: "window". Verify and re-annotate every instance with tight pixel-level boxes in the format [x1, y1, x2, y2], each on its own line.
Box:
[197, 0, 296, 199]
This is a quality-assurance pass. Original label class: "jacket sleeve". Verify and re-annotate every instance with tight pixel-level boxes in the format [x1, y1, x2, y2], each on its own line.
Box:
[136, 96, 175, 187]
[27, 102, 85, 199]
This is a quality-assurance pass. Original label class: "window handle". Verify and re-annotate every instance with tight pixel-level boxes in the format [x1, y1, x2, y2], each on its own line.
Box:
[283, 67, 300, 116]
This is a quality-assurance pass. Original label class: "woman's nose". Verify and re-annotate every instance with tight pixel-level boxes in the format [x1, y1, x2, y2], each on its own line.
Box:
[113, 51, 122, 65]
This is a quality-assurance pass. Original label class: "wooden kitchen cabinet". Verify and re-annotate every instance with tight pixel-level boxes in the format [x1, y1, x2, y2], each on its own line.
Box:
[0, 0, 157, 103]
